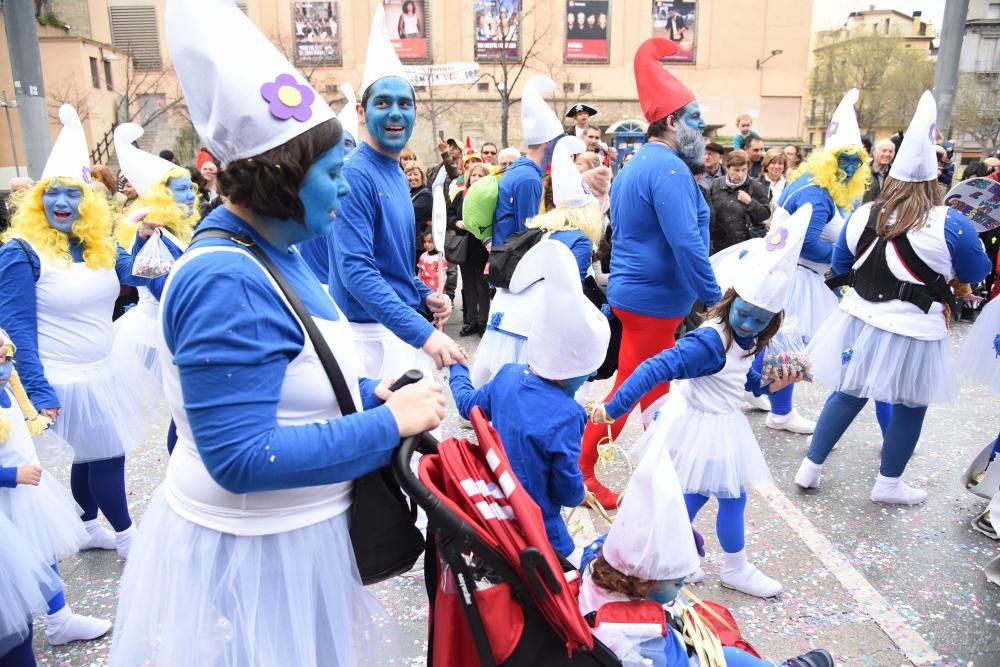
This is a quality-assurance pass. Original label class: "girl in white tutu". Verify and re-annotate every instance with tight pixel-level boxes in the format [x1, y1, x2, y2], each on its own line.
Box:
[0, 105, 157, 560]
[796, 92, 992, 505]
[0, 329, 112, 646]
[110, 4, 445, 664]
[592, 205, 813, 598]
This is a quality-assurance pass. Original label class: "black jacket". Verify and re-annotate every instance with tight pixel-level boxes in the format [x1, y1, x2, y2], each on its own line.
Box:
[863, 161, 890, 204]
[707, 176, 771, 252]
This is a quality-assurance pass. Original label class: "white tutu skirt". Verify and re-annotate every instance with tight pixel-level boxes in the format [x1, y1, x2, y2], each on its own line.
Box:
[110, 492, 401, 666]
[111, 299, 164, 396]
[471, 329, 527, 387]
[0, 512, 62, 655]
[806, 309, 956, 407]
[0, 471, 86, 563]
[629, 394, 771, 499]
[956, 298, 1000, 394]
[43, 354, 154, 463]
[785, 265, 840, 342]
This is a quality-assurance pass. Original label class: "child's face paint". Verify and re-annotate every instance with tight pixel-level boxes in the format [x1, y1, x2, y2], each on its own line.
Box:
[560, 374, 590, 397]
[168, 175, 196, 216]
[42, 183, 82, 233]
[728, 297, 775, 338]
[648, 578, 685, 605]
[837, 152, 862, 184]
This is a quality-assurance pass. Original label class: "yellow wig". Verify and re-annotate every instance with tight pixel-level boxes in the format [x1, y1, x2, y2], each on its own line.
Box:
[115, 166, 201, 247]
[3, 178, 117, 270]
[525, 200, 603, 246]
[789, 146, 872, 211]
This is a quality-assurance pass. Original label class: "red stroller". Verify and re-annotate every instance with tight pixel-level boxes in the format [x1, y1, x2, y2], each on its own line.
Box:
[394, 407, 621, 667]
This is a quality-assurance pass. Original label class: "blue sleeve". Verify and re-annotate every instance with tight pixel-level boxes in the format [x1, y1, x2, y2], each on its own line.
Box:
[606, 327, 726, 419]
[553, 231, 592, 283]
[164, 254, 401, 494]
[831, 220, 855, 276]
[0, 243, 58, 409]
[115, 244, 154, 287]
[745, 364, 770, 396]
[359, 377, 383, 411]
[944, 209, 992, 284]
[413, 271, 433, 303]
[448, 363, 492, 420]
[652, 170, 722, 307]
[0, 466, 17, 487]
[797, 190, 836, 264]
[546, 412, 586, 507]
[733, 134, 745, 150]
[512, 177, 543, 229]
[331, 172, 434, 348]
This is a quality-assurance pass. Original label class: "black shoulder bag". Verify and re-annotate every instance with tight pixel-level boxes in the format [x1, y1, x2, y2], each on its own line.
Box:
[192, 230, 425, 585]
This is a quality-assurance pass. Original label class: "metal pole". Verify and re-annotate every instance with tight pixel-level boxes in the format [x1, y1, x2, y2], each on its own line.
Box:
[0, 92, 20, 176]
[933, 0, 970, 138]
[3, 0, 51, 179]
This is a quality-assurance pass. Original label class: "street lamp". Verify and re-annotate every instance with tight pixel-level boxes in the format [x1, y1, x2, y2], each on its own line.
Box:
[0, 91, 21, 177]
[756, 49, 784, 70]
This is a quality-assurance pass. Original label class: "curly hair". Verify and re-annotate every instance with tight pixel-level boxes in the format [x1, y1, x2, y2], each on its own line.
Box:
[4, 178, 117, 270]
[788, 146, 871, 210]
[526, 199, 603, 245]
[590, 554, 660, 600]
[704, 287, 783, 357]
[118, 166, 201, 247]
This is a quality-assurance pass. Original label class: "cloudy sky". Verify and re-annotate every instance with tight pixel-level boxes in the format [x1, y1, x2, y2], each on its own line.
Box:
[812, 0, 947, 32]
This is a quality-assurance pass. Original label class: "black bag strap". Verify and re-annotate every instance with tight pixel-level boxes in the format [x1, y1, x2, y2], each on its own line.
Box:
[891, 234, 960, 315]
[827, 204, 881, 288]
[191, 229, 358, 415]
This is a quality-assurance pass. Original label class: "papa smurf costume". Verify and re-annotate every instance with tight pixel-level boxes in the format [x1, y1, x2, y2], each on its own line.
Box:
[0, 104, 155, 561]
[472, 134, 598, 387]
[109, 1, 400, 664]
[798, 91, 992, 505]
[580, 38, 721, 509]
[601, 204, 814, 599]
[450, 240, 610, 560]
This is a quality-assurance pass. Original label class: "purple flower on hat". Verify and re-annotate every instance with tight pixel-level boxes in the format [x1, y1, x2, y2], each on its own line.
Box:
[928, 122, 938, 142]
[826, 120, 839, 138]
[81, 165, 92, 184]
[260, 74, 314, 122]
[766, 226, 788, 251]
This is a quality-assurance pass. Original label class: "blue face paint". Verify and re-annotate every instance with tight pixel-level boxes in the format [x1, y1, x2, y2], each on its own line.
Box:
[676, 102, 706, 165]
[168, 175, 196, 216]
[560, 374, 590, 397]
[0, 357, 12, 386]
[42, 183, 82, 233]
[682, 102, 706, 133]
[648, 579, 685, 605]
[297, 141, 350, 241]
[837, 153, 862, 184]
[343, 132, 357, 152]
[364, 77, 415, 155]
[728, 296, 776, 338]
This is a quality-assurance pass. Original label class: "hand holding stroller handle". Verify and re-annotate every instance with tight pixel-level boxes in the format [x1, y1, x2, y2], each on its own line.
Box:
[389, 369, 424, 392]
[394, 433, 442, 514]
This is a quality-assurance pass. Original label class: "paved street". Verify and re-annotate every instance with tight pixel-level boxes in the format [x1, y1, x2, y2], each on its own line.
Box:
[32, 313, 999, 666]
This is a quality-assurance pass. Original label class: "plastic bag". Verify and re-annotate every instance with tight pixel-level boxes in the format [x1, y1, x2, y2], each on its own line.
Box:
[131, 229, 174, 278]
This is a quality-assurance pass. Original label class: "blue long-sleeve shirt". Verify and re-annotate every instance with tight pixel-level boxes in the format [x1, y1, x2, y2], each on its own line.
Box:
[607, 143, 721, 318]
[778, 175, 837, 266]
[326, 142, 434, 348]
[605, 327, 768, 420]
[161, 207, 399, 495]
[449, 363, 585, 557]
[492, 157, 544, 247]
[0, 239, 150, 409]
[549, 229, 592, 283]
[296, 235, 330, 286]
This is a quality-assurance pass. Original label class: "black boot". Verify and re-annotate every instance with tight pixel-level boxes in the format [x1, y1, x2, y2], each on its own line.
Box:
[784, 649, 834, 667]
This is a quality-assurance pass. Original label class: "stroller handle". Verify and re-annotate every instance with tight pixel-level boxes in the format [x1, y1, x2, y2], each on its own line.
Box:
[390, 368, 443, 514]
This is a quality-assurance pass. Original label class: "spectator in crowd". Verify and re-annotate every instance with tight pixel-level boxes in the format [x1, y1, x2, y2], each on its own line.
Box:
[783, 144, 802, 174]
[198, 159, 219, 205]
[89, 165, 128, 214]
[863, 138, 895, 203]
[158, 149, 178, 165]
[759, 147, 787, 210]
[733, 113, 759, 150]
[120, 177, 138, 202]
[497, 146, 520, 170]
[406, 163, 432, 263]
[700, 142, 725, 193]
[583, 125, 617, 167]
[576, 151, 600, 172]
[450, 162, 492, 336]
[425, 136, 461, 191]
[480, 142, 498, 165]
[746, 136, 764, 179]
[619, 150, 635, 169]
[707, 149, 771, 251]
[566, 103, 598, 138]
[399, 146, 419, 171]
[936, 143, 954, 189]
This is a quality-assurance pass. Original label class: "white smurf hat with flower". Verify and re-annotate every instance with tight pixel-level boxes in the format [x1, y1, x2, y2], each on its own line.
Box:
[41, 105, 92, 185]
[731, 204, 812, 313]
[889, 91, 939, 183]
[824, 88, 862, 153]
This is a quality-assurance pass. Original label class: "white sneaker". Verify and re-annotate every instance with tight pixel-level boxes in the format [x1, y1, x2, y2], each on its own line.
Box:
[720, 563, 783, 598]
[794, 458, 822, 489]
[684, 567, 705, 584]
[79, 519, 115, 551]
[743, 392, 771, 411]
[45, 606, 112, 645]
[766, 409, 816, 435]
[116, 525, 137, 560]
[870, 475, 927, 505]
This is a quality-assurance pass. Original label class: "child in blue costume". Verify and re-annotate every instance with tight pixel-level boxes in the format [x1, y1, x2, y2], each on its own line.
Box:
[578, 410, 835, 667]
[450, 240, 610, 562]
[594, 206, 814, 598]
[0, 105, 154, 562]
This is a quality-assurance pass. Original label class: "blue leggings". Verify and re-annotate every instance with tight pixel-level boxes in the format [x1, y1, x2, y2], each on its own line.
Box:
[46, 563, 66, 615]
[0, 623, 35, 666]
[69, 457, 132, 532]
[684, 491, 747, 553]
[808, 391, 927, 477]
[166, 420, 177, 455]
[723, 647, 771, 667]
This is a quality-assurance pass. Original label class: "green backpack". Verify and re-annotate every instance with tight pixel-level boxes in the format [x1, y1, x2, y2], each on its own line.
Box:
[461, 172, 501, 243]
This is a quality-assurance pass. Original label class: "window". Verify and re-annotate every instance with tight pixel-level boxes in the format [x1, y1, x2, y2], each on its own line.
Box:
[477, 82, 490, 92]
[579, 82, 592, 93]
[563, 82, 575, 93]
[110, 5, 163, 70]
[987, 3, 1000, 19]
[89, 57, 100, 88]
[103, 60, 114, 90]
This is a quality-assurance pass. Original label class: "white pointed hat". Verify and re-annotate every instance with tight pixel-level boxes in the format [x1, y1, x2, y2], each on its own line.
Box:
[338, 82, 360, 144]
[824, 88, 862, 153]
[889, 90, 938, 183]
[731, 204, 812, 313]
[41, 104, 92, 185]
[552, 136, 594, 209]
[604, 440, 700, 581]
[521, 76, 565, 146]
[114, 123, 176, 196]
[166, 0, 335, 164]
[510, 240, 610, 380]
[360, 4, 409, 97]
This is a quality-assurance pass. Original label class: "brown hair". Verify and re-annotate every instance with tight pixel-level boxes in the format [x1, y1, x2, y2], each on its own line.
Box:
[465, 162, 490, 185]
[590, 554, 660, 600]
[404, 163, 426, 186]
[724, 149, 749, 169]
[704, 287, 783, 357]
[874, 177, 942, 240]
[90, 165, 117, 193]
[736, 113, 752, 125]
[761, 148, 786, 173]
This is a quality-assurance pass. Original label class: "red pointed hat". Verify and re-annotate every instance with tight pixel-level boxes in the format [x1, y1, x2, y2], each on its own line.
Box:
[634, 38, 696, 123]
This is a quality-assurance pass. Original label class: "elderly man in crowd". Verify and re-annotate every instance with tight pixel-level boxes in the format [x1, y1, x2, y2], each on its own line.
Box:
[863, 138, 895, 203]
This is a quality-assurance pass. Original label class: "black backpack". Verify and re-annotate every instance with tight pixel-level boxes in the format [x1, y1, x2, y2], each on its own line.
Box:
[488, 228, 547, 288]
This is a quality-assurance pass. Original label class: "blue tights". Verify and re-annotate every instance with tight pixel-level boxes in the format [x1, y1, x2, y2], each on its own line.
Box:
[808, 391, 927, 477]
[167, 420, 177, 455]
[46, 563, 66, 615]
[0, 623, 35, 666]
[723, 647, 772, 667]
[684, 491, 747, 553]
[69, 457, 132, 532]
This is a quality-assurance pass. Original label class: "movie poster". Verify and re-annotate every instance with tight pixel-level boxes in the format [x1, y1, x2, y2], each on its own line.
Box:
[383, 0, 429, 62]
[565, 0, 609, 63]
[474, 0, 522, 62]
[651, 0, 696, 63]
[292, 0, 341, 66]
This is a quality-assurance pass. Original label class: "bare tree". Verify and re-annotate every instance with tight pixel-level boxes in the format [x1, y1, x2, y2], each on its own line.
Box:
[114, 53, 185, 129]
[413, 52, 470, 141]
[269, 31, 321, 87]
[953, 72, 1000, 156]
[46, 78, 92, 123]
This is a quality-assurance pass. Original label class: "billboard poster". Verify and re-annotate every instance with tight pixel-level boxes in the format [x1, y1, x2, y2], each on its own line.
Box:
[292, 0, 341, 66]
[565, 0, 609, 63]
[651, 0, 696, 63]
[383, 0, 429, 62]
[474, 0, 522, 62]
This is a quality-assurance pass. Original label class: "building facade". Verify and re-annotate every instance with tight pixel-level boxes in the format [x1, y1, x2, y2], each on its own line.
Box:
[954, 0, 1000, 163]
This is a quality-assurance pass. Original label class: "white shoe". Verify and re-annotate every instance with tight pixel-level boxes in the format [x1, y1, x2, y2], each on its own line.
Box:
[870, 475, 927, 505]
[766, 409, 816, 435]
[743, 392, 771, 411]
[684, 567, 705, 584]
[720, 563, 783, 598]
[794, 458, 822, 489]
[79, 519, 115, 551]
[116, 525, 137, 560]
[45, 606, 112, 645]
